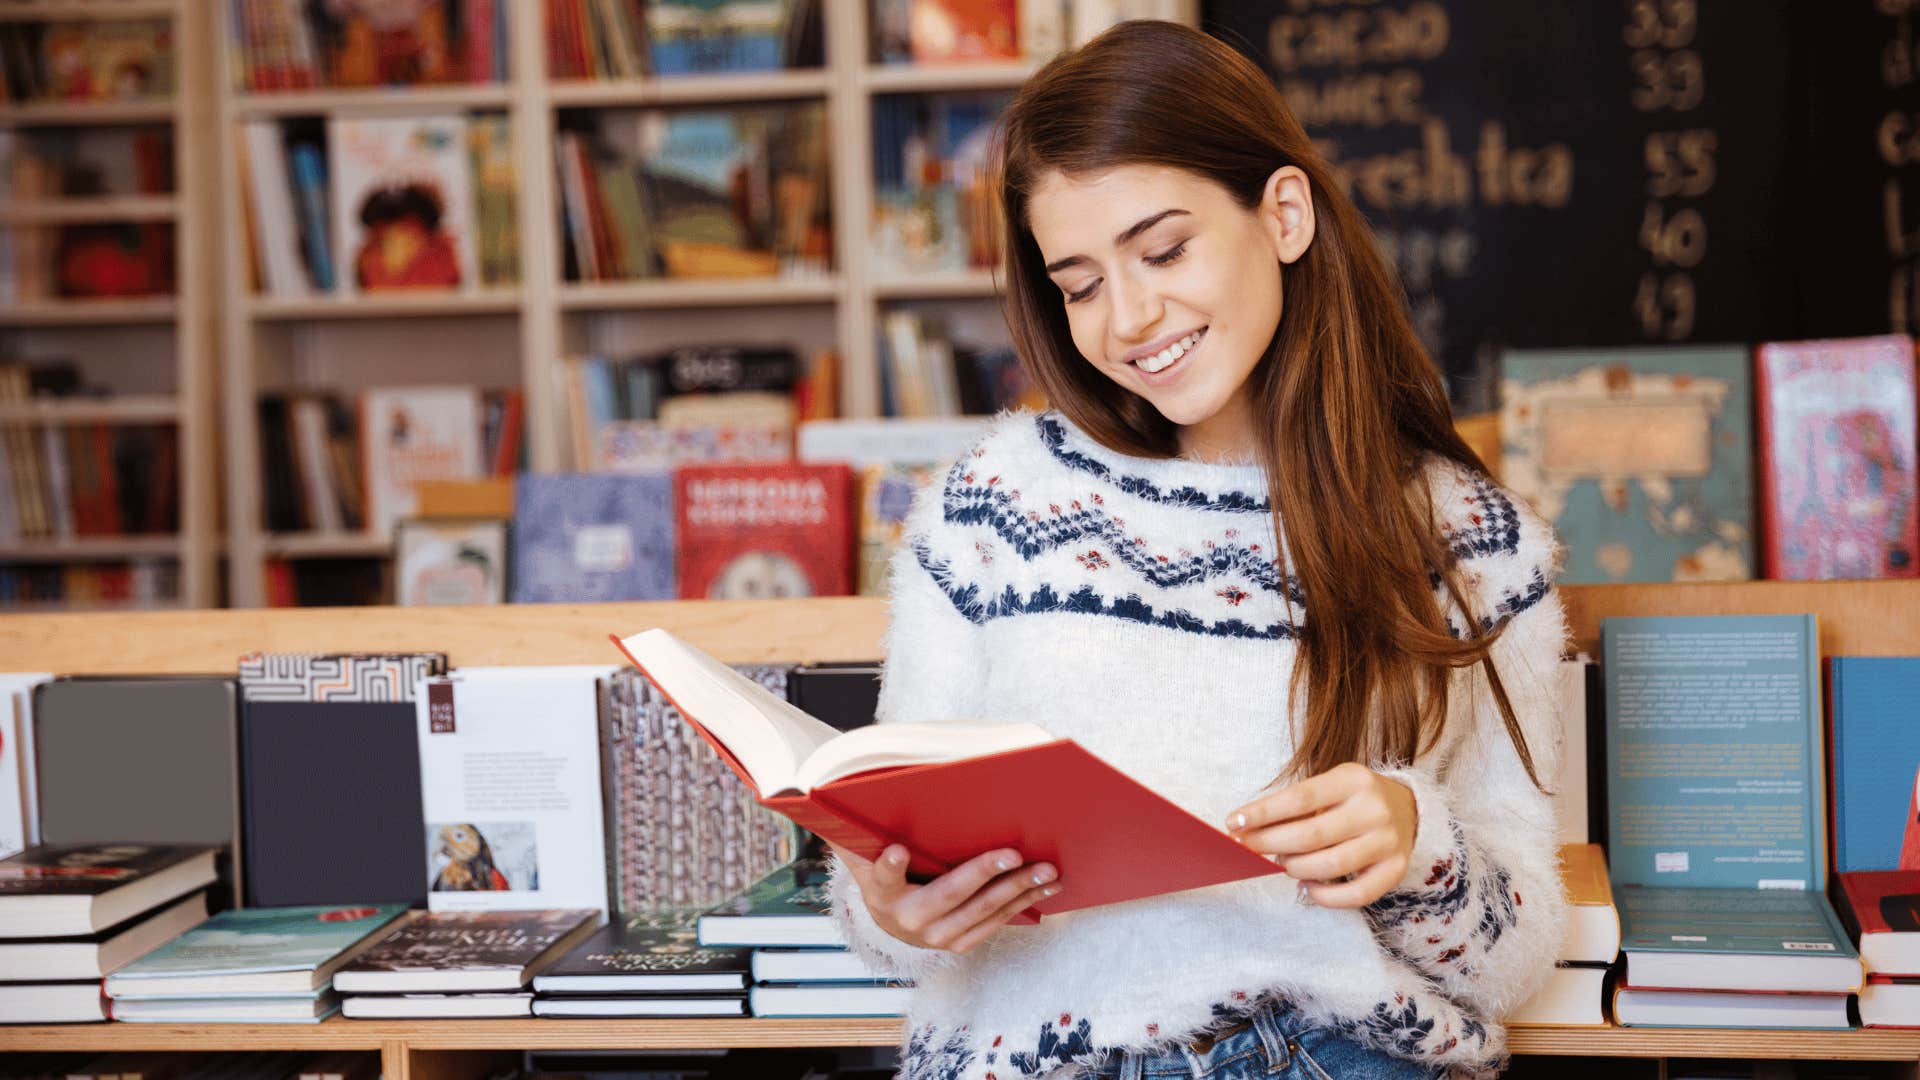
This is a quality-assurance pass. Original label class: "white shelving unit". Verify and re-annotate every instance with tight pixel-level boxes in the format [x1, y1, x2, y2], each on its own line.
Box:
[0, 0, 218, 609]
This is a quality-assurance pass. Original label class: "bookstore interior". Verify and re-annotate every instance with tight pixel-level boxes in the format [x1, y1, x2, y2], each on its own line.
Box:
[2, 0, 1920, 1079]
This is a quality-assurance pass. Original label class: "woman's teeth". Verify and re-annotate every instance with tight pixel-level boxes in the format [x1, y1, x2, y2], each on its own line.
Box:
[1134, 328, 1205, 374]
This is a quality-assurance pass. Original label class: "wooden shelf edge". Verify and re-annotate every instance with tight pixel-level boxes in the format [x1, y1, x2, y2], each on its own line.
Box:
[0, 99, 175, 126]
[558, 277, 842, 310]
[550, 70, 832, 107]
[0, 298, 177, 326]
[0, 195, 179, 224]
[0, 396, 181, 423]
[260, 533, 393, 558]
[248, 290, 523, 321]
[0, 1, 178, 22]
[228, 85, 512, 117]
[863, 60, 1041, 94]
[872, 270, 1000, 300]
[0, 536, 183, 562]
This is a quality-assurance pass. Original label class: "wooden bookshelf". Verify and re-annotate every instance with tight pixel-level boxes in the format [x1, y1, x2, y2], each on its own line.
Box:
[547, 69, 834, 107]
[247, 290, 525, 321]
[0, 0, 218, 613]
[0, 581, 1917, 1075]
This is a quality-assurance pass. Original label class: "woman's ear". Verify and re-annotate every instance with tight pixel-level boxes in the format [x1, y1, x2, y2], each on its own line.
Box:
[1262, 165, 1315, 265]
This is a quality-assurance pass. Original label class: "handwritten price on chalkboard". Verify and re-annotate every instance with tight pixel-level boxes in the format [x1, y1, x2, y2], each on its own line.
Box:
[1629, 0, 1710, 342]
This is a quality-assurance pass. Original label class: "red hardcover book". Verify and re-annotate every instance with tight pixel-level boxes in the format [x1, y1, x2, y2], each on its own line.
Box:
[908, 0, 1020, 62]
[610, 628, 1286, 923]
[1755, 335, 1919, 580]
[673, 461, 854, 599]
[1838, 869, 1920, 976]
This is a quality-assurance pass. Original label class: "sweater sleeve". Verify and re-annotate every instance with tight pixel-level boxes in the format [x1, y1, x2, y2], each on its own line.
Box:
[1362, 468, 1572, 1021]
[824, 469, 984, 982]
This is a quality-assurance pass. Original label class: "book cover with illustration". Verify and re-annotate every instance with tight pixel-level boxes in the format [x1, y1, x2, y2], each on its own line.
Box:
[673, 461, 853, 599]
[327, 114, 477, 293]
[105, 904, 408, 991]
[333, 908, 599, 992]
[696, 857, 841, 947]
[416, 667, 612, 915]
[1756, 335, 1918, 580]
[1501, 345, 1754, 583]
[533, 910, 751, 992]
[1838, 868, 1920, 977]
[510, 473, 674, 603]
[0, 843, 216, 899]
[646, 0, 787, 74]
[360, 386, 484, 539]
[906, 0, 1020, 62]
[394, 518, 508, 606]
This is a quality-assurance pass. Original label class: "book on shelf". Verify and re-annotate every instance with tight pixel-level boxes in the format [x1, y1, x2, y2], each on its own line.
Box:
[748, 981, 911, 1018]
[0, 17, 174, 105]
[1861, 974, 1920, 1029]
[229, 0, 508, 91]
[531, 910, 750, 995]
[0, 843, 220, 939]
[509, 473, 675, 603]
[32, 676, 241, 905]
[417, 667, 614, 914]
[784, 663, 884, 734]
[0, 674, 50, 860]
[340, 990, 529, 1019]
[329, 114, 479, 294]
[104, 903, 410, 1000]
[262, 559, 390, 609]
[0, 890, 206, 982]
[871, 91, 1008, 275]
[110, 990, 341, 1025]
[694, 858, 839, 949]
[331, 908, 600, 994]
[0, 363, 181, 544]
[750, 947, 891, 984]
[1609, 984, 1852, 1029]
[673, 461, 855, 599]
[1837, 869, 1920, 982]
[393, 517, 509, 606]
[237, 653, 443, 908]
[601, 667, 801, 920]
[1756, 334, 1918, 580]
[642, 0, 818, 75]
[614, 627, 1287, 922]
[1828, 656, 1920, 875]
[1505, 962, 1610, 1027]
[533, 993, 746, 1017]
[469, 113, 518, 287]
[359, 386, 485, 539]
[1500, 345, 1755, 583]
[0, 980, 108, 1024]
[1602, 615, 1863, 1003]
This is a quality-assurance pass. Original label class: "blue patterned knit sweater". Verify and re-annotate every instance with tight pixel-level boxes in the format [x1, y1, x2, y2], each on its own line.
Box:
[827, 410, 1570, 1080]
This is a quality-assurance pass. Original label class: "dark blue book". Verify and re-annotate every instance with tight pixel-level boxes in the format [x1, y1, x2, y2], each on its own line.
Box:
[288, 141, 334, 291]
[511, 473, 674, 603]
[1830, 657, 1920, 874]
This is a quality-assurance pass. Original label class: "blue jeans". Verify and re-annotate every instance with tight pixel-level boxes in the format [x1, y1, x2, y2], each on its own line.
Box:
[1082, 999, 1444, 1080]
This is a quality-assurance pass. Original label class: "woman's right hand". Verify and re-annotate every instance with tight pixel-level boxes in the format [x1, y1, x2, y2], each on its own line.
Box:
[828, 841, 1061, 954]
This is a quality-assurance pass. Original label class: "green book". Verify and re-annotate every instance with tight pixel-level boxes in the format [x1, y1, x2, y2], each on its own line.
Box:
[105, 903, 410, 999]
[695, 859, 839, 948]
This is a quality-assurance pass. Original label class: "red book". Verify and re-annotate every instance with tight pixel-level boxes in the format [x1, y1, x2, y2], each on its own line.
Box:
[908, 0, 1021, 62]
[1839, 869, 1920, 976]
[1755, 335, 1919, 580]
[1862, 973, 1920, 1028]
[673, 461, 854, 599]
[610, 628, 1286, 924]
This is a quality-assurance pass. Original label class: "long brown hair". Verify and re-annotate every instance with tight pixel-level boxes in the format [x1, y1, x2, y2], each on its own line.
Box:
[993, 20, 1541, 787]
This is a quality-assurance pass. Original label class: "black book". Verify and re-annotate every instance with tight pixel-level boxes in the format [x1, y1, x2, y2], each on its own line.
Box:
[785, 664, 881, 734]
[653, 346, 800, 396]
[333, 909, 600, 994]
[0, 844, 220, 938]
[533, 912, 750, 995]
[238, 654, 442, 908]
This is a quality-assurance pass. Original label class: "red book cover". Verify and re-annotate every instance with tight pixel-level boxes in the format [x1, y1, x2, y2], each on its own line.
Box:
[909, 0, 1020, 62]
[674, 461, 854, 599]
[609, 631, 1287, 923]
[1839, 869, 1920, 976]
[1755, 335, 1919, 580]
[466, 0, 496, 83]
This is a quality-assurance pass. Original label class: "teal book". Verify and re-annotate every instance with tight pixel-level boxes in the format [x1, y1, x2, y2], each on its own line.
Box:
[1500, 345, 1754, 583]
[104, 903, 411, 999]
[1603, 614, 1862, 997]
[696, 858, 840, 948]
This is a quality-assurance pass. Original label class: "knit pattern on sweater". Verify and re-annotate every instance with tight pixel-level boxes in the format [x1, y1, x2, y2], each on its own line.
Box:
[828, 410, 1570, 1080]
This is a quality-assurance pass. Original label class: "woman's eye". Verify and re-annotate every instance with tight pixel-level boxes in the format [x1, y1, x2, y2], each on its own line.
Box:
[1065, 281, 1099, 304]
[1146, 241, 1188, 266]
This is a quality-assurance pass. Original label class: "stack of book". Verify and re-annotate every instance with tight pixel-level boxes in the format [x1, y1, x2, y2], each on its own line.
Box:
[1840, 870, 1920, 1027]
[103, 905, 410, 1024]
[1507, 843, 1620, 1026]
[532, 912, 750, 1017]
[0, 843, 219, 1024]
[876, 310, 1043, 419]
[227, 1, 508, 90]
[560, 345, 810, 473]
[0, 17, 174, 104]
[698, 859, 911, 1019]
[335, 909, 599, 1018]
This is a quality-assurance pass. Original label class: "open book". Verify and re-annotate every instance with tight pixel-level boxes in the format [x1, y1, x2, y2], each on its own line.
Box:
[611, 628, 1286, 920]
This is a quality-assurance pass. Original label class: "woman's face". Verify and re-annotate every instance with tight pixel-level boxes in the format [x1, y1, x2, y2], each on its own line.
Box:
[1026, 164, 1310, 460]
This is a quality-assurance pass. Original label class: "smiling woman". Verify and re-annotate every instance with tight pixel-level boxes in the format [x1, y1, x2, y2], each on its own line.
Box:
[825, 19, 1571, 1080]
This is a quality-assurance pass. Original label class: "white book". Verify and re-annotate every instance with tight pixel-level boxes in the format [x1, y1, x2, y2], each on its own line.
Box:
[341, 992, 531, 1019]
[328, 113, 478, 295]
[242, 119, 313, 298]
[614, 628, 1051, 798]
[0, 675, 54, 858]
[1506, 964, 1607, 1026]
[39, 426, 73, 539]
[795, 417, 990, 469]
[1860, 979, 1920, 1027]
[748, 982, 911, 1018]
[533, 996, 746, 1017]
[289, 398, 343, 533]
[360, 386, 483, 538]
[111, 993, 338, 1024]
[0, 982, 108, 1023]
[1552, 659, 1589, 845]
[1613, 986, 1851, 1029]
[751, 947, 890, 984]
[0, 891, 207, 981]
[417, 667, 614, 915]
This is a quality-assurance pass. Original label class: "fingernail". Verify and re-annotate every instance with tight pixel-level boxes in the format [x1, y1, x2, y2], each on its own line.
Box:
[886, 847, 906, 867]
[1297, 882, 1314, 906]
[1227, 812, 1247, 830]
[997, 854, 1017, 872]
[1043, 884, 1061, 896]
[1031, 865, 1056, 886]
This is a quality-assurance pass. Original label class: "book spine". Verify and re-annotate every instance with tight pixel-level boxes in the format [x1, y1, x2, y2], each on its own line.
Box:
[1754, 345, 1784, 580]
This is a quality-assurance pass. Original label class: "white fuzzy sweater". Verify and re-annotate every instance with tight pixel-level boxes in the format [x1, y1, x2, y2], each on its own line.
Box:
[828, 410, 1569, 1080]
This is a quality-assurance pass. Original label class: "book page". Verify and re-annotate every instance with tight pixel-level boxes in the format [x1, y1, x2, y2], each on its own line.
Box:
[797, 721, 1055, 792]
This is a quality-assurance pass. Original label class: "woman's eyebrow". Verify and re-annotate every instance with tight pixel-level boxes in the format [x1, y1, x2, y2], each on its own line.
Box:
[1043, 209, 1191, 273]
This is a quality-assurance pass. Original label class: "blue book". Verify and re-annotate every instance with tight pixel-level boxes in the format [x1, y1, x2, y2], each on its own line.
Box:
[1830, 657, 1920, 874]
[511, 473, 675, 603]
[287, 142, 334, 292]
[1603, 615, 1861, 997]
[1501, 345, 1754, 583]
[104, 903, 409, 999]
[646, 0, 784, 74]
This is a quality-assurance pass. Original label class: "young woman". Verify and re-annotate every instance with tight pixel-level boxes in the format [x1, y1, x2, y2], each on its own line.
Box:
[827, 20, 1568, 1080]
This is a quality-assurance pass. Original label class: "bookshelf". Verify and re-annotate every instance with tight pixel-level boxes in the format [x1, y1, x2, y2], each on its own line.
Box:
[0, 581, 1918, 1076]
[209, 1, 1060, 607]
[0, 0, 219, 611]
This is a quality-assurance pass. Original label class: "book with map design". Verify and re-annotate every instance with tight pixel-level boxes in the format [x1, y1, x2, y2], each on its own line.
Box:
[611, 629, 1286, 922]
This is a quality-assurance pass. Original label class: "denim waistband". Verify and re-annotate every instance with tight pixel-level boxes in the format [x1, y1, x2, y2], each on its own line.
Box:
[1098, 998, 1311, 1080]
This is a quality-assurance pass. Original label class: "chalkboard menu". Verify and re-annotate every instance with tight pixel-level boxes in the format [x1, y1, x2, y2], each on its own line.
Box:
[1201, 1, 1859, 413]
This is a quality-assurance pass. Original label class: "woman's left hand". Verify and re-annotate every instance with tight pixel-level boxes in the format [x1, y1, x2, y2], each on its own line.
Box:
[1224, 762, 1420, 909]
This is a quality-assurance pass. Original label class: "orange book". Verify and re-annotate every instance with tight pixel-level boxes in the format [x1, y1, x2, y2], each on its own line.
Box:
[611, 627, 1284, 923]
